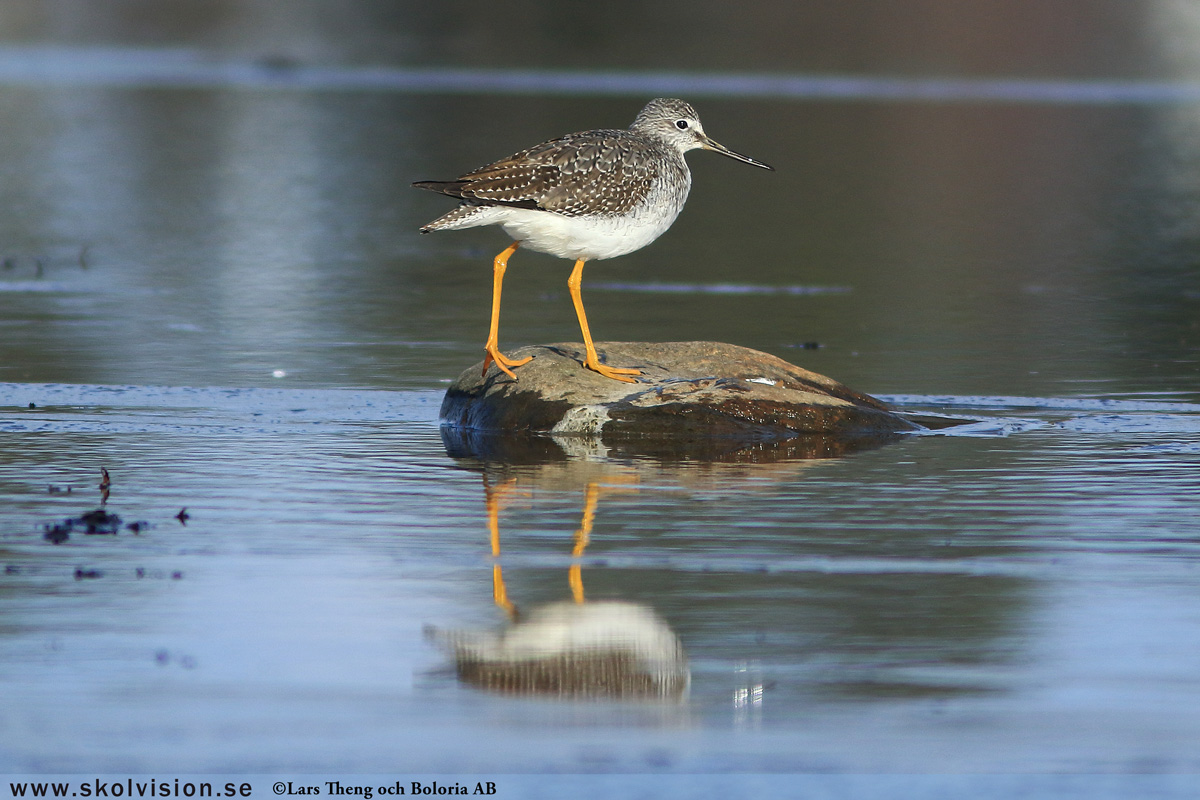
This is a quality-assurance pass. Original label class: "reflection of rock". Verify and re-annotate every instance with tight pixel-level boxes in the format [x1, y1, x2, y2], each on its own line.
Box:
[440, 341, 918, 442]
[442, 424, 904, 464]
[426, 601, 689, 700]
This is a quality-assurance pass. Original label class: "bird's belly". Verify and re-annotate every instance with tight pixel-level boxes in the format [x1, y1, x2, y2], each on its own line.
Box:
[499, 205, 680, 262]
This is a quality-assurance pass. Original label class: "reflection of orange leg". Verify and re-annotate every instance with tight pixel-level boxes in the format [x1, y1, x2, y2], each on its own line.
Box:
[492, 564, 514, 619]
[568, 481, 601, 603]
[567, 259, 641, 383]
[484, 476, 519, 619]
[482, 241, 533, 379]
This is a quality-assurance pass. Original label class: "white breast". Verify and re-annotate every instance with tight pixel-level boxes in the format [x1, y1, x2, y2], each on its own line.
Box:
[498, 171, 692, 262]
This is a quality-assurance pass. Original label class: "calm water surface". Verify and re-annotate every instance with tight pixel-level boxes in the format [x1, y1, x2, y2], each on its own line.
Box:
[1, 3, 1200, 791]
[2, 386, 1199, 775]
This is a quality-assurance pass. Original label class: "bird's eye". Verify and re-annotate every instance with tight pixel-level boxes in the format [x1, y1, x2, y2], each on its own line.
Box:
[675, 119, 690, 130]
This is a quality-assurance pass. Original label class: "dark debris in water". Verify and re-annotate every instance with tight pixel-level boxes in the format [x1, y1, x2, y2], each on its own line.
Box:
[136, 567, 183, 580]
[43, 524, 71, 544]
[42, 508, 122, 543]
[77, 508, 122, 534]
[41, 506, 176, 544]
[155, 649, 196, 669]
[74, 568, 102, 580]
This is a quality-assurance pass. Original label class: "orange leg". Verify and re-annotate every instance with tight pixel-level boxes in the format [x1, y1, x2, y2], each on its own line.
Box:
[485, 476, 519, 619]
[567, 478, 642, 602]
[567, 259, 641, 383]
[492, 564, 514, 619]
[568, 481, 601, 603]
[481, 241, 533, 379]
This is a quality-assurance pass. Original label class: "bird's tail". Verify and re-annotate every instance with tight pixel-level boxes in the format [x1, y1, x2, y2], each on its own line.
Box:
[412, 180, 469, 197]
[417, 203, 493, 234]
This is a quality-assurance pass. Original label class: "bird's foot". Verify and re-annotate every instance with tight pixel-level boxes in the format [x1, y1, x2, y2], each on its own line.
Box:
[585, 359, 641, 384]
[482, 346, 533, 379]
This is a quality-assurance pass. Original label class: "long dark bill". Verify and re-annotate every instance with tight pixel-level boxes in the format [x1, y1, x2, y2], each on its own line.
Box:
[702, 137, 774, 171]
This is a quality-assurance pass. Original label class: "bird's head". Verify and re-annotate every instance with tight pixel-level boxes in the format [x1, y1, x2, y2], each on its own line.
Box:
[631, 98, 773, 170]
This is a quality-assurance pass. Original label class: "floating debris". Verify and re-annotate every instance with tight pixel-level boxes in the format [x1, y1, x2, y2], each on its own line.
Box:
[43, 524, 71, 544]
[43, 508, 123, 542]
[136, 567, 183, 580]
[40, 507, 182, 544]
[74, 568, 102, 580]
[155, 649, 196, 669]
[76, 508, 122, 534]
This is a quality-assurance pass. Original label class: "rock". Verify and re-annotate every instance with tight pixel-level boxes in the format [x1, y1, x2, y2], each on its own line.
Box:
[439, 341, 919, 442]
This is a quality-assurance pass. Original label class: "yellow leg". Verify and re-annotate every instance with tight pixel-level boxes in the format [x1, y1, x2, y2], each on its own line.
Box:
[482, 241, 533, 379]
[492, 564, 514, 620]
[566, 259, 641, 383]
[484, 477, 518, 619]
[568, 481, 602, 604]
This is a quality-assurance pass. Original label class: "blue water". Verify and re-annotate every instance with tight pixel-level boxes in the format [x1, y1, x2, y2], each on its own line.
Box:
[7, 45, 1200, 105]
[1, 383, 1198, 778]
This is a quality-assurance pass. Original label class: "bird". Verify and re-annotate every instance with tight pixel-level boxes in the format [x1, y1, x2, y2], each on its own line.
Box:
[413, 98, 773, 383]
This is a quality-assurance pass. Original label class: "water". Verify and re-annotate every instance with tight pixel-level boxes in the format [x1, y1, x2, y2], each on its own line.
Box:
[3, 386, 1199, 778]
[1, 3, 1200, 794]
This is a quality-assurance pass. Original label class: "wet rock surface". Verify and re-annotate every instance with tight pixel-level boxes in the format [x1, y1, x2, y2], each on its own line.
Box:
[440, 341, 920, 441]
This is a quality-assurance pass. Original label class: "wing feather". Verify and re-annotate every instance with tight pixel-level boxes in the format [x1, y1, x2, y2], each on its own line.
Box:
[447, 130, 666, 217]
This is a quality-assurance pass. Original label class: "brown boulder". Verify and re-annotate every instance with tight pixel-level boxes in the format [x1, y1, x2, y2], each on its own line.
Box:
[440, 341, 919, 442]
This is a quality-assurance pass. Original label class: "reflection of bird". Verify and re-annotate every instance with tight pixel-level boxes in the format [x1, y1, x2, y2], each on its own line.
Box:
[425, 601, 689, 700]
[414, 98, 773, 383]
[425, 472, 687, 700]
